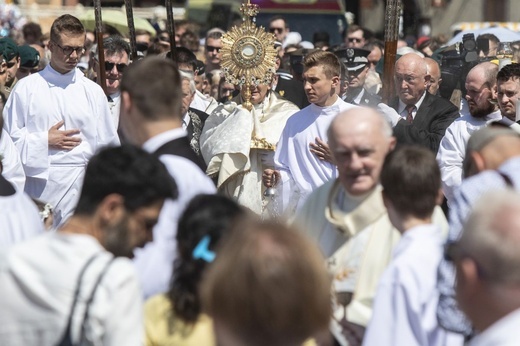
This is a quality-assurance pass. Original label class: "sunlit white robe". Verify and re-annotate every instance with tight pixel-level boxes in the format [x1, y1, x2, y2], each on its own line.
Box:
[3, 65, 120, 226]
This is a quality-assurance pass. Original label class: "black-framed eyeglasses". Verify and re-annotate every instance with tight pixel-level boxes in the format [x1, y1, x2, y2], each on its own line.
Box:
[269, 27, 284, 33]
[104, 61, 127, 73]
[348, 38, 362, 43]
[53, 41, 85, 56]
[206, 45, 221, 53]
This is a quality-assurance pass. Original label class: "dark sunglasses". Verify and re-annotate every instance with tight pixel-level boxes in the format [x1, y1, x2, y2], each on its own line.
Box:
[206, 45, 221, 53]
[105, 61, 127, 73]
[269, 27, 284, 33]
[348, 38, 362, 43]
[6, 61, 16, 68]
[444, 241, 489, 280]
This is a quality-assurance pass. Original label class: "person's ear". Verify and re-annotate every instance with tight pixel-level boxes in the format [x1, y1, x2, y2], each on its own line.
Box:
[331, 75, 340, 89]
[424, 74, 431, 87]
[470, 151, 486, 175]
[97, 193, 125, 227]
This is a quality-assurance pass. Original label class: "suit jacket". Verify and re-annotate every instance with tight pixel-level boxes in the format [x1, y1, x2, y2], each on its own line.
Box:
[345, 88, 381, 107]
[391, 92, 459, 153]
[153, 135, 207, 172]
[275, 77, 309, 109]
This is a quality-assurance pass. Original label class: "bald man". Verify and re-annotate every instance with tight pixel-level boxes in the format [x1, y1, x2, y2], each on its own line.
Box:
[437, 62, 501, 206]
[293, 107, 448, 329]
[378, 53, 459, 153]
[424, 57, 442, 95]
[437, 126, 520, 337]
[454, 190, 520, 345]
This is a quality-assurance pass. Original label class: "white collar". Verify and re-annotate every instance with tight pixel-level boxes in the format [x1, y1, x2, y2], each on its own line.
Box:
[142, 128, 188, 153]
[397, 91, 427, 115]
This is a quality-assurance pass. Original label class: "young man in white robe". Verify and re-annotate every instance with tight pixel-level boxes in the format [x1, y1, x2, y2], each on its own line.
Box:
[3, 15, 119, 227]
[363, 146, 462, 346]
[263, 50, 357, 216]
[0, 115, 43, 249]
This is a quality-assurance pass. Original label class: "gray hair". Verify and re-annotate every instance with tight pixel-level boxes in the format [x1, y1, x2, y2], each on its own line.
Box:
[179, 70, 196, 95]
[459, 189, 520, 285]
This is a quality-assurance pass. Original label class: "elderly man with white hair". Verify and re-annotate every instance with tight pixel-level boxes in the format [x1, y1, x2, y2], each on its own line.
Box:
[293, 107, 448, 331]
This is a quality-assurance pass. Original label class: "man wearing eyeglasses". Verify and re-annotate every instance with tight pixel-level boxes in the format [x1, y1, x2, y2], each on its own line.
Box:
[204, 28, 224, 73]
[3, 14, 119, 228]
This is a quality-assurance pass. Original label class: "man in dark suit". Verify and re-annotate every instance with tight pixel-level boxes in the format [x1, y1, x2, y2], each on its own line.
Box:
[378, 53, 459, 153]
[334, 47, 381, 107]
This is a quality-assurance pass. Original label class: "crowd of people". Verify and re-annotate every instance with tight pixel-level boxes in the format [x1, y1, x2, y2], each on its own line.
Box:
[1, 10, 520, 346]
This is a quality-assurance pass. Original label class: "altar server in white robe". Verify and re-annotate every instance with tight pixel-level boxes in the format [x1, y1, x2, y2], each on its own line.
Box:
[201, 84, 299, 216]
[293, 108, 448, 330]
[0, 129, 25, 191]
[3, 15, 119, 227]
[0, 116, 43, 249]
[364, 146, 462, 346]
[263, 50, 357, 216]
[437, 62, 500, 206]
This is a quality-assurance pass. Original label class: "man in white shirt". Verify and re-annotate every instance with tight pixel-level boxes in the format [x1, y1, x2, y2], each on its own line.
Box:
[437, 62, 501, 206]
[448, 190, 520, 346]
[364, 146, 462, 346]
[0, 144, 176, 345]
[3, 15, 120, 227]
[263, 50, 356, 215]
[119, 56, 216, 298]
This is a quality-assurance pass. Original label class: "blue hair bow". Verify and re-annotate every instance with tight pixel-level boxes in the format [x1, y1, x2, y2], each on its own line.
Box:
[192, 235, 216, 263]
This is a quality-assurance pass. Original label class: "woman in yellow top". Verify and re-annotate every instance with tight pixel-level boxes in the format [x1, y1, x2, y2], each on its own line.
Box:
[144, 194, 246, 346]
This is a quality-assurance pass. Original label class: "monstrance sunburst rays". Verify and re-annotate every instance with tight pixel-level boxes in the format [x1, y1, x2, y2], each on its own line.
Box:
[220, 0, 277, 111]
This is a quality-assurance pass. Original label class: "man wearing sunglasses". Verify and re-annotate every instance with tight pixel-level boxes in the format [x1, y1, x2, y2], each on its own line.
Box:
[204, 28, 224, 73]
[93, 35, 130, 128]
[344, 25, 367, 49]
[0, 37, 20, 97]
[3, 14, 119, 228]
[268, 15, 290, 47]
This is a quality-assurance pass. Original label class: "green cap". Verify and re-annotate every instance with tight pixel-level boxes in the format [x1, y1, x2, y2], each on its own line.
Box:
[18, 45, 40, 68]
[0, 37, 19, 62]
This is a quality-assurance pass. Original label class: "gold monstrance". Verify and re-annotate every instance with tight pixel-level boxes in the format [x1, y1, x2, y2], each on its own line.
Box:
[220, 0, 278, 111]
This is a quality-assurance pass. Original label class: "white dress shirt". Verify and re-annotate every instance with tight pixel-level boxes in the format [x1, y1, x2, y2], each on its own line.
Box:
[134, 128, 216, 298]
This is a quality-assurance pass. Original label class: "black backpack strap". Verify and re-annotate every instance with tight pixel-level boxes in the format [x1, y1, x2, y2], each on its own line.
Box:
[78, 256, 116, 343]
[498, 171, 514, 187]
[56, 252, 102, 346]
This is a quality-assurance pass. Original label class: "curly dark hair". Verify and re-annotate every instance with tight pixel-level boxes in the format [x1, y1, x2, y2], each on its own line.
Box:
[168, 194, 246, 324]
[497, 62, 520, 82]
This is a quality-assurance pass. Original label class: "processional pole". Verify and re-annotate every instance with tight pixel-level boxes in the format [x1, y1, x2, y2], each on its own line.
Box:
[124, 0, 139, 61]
[382, 0, 402, 103]
[94, 0, 107, 95]
[165, 0, 177, 62]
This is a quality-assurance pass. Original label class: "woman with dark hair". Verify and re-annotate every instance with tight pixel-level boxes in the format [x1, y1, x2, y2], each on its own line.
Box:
[144, 194, 246, 346]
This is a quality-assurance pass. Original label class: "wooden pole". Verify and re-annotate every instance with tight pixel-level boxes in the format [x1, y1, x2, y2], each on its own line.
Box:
[94, 0, 107, 95]
[382, 0, 401, 103]
[124, 0, 139, 61]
